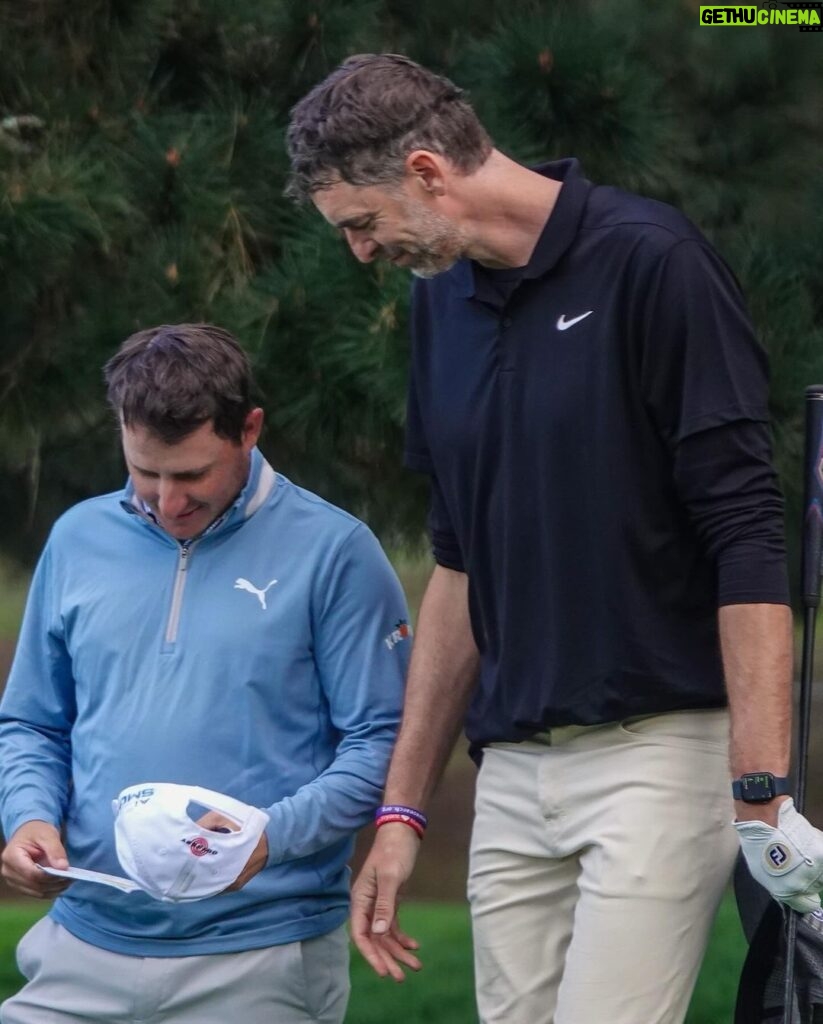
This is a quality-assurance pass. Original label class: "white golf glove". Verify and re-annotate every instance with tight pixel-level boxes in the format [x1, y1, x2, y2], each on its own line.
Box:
[735, 798, 823, 912]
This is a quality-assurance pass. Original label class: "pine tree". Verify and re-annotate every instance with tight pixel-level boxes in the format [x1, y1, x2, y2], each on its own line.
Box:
[0, 0, 821, 565]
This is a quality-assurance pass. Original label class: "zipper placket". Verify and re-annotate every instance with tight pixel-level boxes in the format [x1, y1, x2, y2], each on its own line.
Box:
[165, 541, 195, 645]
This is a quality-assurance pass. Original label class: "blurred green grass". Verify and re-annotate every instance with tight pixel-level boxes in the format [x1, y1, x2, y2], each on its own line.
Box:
[0, 894, 746, 1021]
[0, 559, 29, 644]
[387, 548, 433, 626]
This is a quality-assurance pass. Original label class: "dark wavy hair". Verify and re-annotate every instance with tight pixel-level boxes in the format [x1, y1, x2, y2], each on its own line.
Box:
[286, 53, 492, 201]
[104, 324, 253, 444]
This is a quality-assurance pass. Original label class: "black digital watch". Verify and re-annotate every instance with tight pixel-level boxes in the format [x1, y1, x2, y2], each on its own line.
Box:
[731, 772, 791, 803]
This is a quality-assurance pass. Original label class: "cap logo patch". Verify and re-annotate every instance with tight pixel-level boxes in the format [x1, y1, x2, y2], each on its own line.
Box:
[183, 836, 218, 857]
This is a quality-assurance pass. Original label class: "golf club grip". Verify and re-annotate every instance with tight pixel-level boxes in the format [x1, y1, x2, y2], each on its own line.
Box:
[801, 385, 823, 607]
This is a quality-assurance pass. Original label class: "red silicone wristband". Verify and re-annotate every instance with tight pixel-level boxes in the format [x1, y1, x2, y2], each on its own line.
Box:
[375, 813, 425, 839]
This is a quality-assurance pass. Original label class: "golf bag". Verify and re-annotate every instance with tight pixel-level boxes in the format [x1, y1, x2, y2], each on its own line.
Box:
[735, 855, 823, 1023]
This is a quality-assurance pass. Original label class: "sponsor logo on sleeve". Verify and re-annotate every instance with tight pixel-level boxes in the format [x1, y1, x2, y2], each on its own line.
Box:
[384, 619, 413, 650]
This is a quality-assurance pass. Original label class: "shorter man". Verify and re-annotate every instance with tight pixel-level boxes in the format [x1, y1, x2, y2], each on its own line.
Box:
[0, 323, 410, 1024]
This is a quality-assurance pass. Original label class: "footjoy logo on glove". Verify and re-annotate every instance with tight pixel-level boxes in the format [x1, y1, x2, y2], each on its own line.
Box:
[765, 842, 792, 872]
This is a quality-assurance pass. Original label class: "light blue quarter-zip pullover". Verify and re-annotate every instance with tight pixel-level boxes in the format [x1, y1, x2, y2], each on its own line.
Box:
[0, 449, 411, 956]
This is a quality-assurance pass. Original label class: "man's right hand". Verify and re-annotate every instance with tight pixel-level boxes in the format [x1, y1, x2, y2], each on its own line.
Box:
[1, 820, 72, 899]
[350, 823, 424, 981]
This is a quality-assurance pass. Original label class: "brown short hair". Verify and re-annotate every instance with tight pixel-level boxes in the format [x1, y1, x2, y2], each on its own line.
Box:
[104, 324, 253, 444]
[286, 53, 492, 201]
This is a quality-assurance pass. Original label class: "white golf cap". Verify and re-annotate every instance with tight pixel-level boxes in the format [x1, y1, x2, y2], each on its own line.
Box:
[111, 783, 269, 903]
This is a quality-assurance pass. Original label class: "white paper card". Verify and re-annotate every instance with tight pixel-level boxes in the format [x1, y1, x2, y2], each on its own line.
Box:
[38, 864, 140, 893]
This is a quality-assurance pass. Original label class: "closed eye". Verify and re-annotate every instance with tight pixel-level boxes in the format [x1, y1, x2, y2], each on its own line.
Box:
[131, 467, 208, 482]
[338, 216, 376, 234]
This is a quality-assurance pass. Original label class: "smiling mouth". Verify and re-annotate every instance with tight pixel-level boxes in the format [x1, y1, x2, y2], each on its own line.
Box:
[388, 250, 422, 267]
[156, 507, 199, 524]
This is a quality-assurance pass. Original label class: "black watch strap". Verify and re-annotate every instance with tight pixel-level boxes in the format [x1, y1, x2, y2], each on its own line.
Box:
[731, 772, 792, 803]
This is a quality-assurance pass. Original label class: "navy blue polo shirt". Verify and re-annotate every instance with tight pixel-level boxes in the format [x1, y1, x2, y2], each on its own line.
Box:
[405, 159, 789, 756]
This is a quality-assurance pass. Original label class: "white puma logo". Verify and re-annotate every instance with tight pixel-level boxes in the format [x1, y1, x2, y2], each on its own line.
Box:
[234, 577, 278, 610]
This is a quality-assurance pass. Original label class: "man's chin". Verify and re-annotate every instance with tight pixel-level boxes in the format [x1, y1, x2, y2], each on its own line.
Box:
[162, 526, 195, 541]
[410, 257, 457, 279]
[159, 512, 207, 539]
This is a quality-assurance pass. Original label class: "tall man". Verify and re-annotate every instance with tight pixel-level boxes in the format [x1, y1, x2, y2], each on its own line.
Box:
[287, 54, 823, 1023]
[0, 323, 411, 1024]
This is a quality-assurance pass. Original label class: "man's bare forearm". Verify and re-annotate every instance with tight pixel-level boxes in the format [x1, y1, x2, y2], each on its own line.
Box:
[719, 602, 793, 822]
[383, 565, 480, 808]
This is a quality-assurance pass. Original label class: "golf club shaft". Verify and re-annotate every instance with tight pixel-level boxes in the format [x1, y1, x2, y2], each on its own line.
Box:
[784, 913, 798, 1023]
[796, 606, 818, 816]
[783, 606, 817, 1022]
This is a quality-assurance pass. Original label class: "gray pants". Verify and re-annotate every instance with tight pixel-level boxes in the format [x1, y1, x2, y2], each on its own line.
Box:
[1, 917, 350, 1023]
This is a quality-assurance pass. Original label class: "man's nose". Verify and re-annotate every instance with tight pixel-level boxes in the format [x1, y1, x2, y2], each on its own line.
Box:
[344, 229, 378, 263]
[157, 479, 188, 517]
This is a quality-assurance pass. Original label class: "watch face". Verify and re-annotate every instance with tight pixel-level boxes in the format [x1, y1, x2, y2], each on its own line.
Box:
[741, 774, 775, 802]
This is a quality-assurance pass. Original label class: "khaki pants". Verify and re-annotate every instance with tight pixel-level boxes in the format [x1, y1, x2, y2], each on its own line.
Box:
[1, 917, 349, 1024]
[468, 709, 739, 1024]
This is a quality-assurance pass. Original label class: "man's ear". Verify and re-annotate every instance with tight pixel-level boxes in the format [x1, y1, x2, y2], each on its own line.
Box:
[242, 407, 264, 449]
[405, 150, 448, 196]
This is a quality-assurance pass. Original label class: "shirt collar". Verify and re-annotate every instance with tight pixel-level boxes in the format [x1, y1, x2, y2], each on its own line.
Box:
[120, 447, 278, 540]
[447, 158, 591, 299]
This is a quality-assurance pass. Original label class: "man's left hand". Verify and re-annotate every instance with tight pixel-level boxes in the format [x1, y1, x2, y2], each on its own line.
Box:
[735, 798, 823, 912]
[196, 811, 269, 892]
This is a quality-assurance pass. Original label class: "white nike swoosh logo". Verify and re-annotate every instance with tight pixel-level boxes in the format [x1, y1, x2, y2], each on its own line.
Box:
[556, 311, 594, 331]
